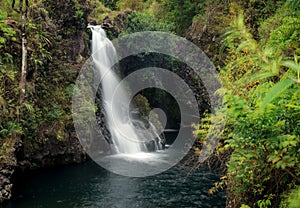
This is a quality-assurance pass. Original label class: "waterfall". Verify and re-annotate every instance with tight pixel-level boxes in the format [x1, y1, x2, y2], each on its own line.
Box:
[90, 26, 162, 154]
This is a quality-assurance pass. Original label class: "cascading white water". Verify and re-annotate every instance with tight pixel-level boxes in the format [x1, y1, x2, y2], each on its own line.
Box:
[90, 25, 162, 154]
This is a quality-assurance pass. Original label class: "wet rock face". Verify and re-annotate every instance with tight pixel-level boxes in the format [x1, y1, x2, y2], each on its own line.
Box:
[101, 11, 132, 37]
[0, 130, 88, 204]
[41, 0, 92, 62]
[0, 166, 15, 202]
[95, 90, 112, 146]
[0, 141, 18, 204]
[18, 126, 87, 170]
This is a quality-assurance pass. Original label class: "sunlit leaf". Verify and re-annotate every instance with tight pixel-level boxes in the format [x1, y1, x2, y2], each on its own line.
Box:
[281, 60, 300, 73]
[261, 79, 295, 110]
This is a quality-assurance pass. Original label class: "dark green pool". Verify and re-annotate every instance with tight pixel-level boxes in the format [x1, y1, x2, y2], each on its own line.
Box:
[8, 131, 225, 208]
[8, 160, 225, 208]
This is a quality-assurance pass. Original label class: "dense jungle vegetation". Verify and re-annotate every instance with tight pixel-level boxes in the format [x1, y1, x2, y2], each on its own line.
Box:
[0, 0, 299, 207]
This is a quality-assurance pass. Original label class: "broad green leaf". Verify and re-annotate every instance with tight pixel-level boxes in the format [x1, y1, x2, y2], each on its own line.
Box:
[250, 71, 276, 82]
[271, 156, 281, 164]
[260, 79, 295, 110]
[241, 205, 251, 208]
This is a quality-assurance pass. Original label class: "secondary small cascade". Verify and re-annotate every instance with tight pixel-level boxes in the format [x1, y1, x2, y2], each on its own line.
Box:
[89, 25, 162, 154]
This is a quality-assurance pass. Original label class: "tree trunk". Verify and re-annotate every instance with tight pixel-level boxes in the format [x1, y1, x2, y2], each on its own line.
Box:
[19, 0, 27, 105]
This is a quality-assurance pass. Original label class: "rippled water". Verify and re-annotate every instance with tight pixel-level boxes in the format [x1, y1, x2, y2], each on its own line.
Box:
[9, 131, 225, 208]
[9, 159, 225, 208]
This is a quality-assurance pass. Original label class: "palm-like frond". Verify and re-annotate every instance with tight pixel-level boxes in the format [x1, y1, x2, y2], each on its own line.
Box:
[237, 39, 258, 53]
[250, 71, 277, 82]
[260, 78, 295, 110]
[286, 0, 300, 10]
[281, 60, 300, 83]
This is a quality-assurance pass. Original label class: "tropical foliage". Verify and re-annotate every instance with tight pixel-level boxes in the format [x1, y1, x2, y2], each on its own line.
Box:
[0, 0, 93, 163]
[0, 0, 299, 207]
[192, 1, 300, 207]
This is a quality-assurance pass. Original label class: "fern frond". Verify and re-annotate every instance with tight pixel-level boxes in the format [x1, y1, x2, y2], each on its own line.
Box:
[24, 102, 35, 113]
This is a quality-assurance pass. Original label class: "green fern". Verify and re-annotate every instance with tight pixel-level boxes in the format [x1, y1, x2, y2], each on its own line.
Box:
[24, 102, 35, 113]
